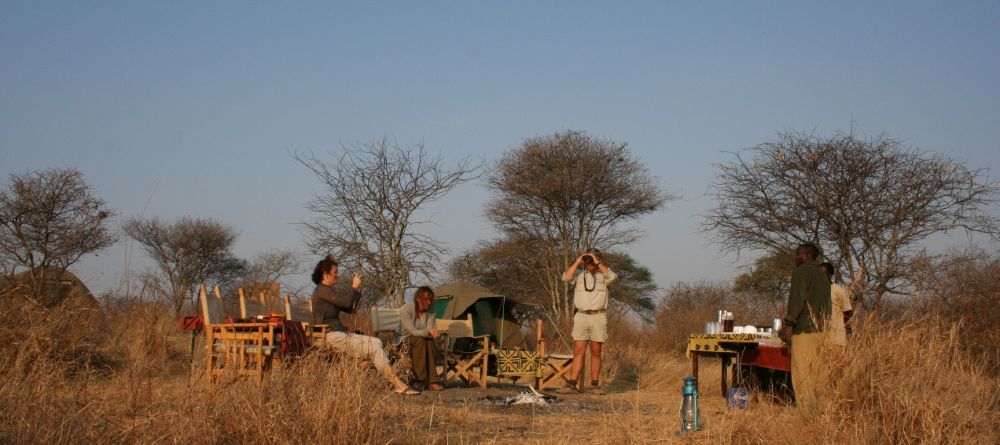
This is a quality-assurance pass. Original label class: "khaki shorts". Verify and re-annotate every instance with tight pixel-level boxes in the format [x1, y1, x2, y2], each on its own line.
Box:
[571, 312, 608, 342]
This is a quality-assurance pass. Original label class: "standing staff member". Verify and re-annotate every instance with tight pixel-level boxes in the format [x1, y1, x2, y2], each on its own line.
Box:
[819, 262, 857, 347]
[778, 243, 832, 409]
[558, 249, 617, 395]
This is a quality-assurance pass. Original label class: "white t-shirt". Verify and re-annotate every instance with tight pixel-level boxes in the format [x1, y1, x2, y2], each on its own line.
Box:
[829, 283, 854, 346]
[565, 268, 618, 311]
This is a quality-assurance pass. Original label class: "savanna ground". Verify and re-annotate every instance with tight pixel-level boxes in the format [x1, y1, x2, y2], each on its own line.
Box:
[2, 286, 998, 445]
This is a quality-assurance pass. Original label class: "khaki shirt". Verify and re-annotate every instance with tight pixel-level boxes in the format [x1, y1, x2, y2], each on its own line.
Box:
[565, 269, 618, 311]
[829, 283, 853, 346]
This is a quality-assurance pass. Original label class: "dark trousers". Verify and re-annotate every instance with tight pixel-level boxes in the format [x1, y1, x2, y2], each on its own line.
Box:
[408, 336, 439, 384]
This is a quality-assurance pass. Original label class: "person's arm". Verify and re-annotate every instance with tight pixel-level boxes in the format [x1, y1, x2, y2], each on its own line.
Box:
[843, 272, 857, 334]
[427, 312, 440, 339]
[563, 255, 585, 282]
[312, 274, 363, 312]
[782, 267, 805, 339]
[399, 303, 429, 337]
[313, 286, 359, 311]
[593, 256, 616, 284]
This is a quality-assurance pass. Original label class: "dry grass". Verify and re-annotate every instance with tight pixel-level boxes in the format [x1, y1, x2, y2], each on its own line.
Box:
[1, 287, 998, 444]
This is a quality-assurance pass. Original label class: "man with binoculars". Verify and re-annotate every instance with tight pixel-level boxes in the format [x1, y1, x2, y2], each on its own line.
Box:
[558, 248, 617, 395]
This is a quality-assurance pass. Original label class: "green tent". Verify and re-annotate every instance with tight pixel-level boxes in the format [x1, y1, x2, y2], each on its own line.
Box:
[433, 281, 525, 349]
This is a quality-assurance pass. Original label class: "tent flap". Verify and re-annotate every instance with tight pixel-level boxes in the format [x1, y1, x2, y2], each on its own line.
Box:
[434, 281, 525, 349]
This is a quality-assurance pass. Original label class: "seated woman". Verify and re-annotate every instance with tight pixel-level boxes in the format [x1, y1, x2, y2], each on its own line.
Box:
[310, 255, 419, 395]
[400, 286, 443, 391]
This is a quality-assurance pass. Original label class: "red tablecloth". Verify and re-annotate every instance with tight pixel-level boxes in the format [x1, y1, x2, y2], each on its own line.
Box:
[739, 344, 790, 372]
[179, 315, 307, 356]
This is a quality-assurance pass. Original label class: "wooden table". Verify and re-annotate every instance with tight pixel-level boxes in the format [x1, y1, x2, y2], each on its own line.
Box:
[686, 333, 787, 397]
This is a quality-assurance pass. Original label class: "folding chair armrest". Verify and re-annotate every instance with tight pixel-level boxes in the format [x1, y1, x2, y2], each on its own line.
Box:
[209, 322, 273, 329]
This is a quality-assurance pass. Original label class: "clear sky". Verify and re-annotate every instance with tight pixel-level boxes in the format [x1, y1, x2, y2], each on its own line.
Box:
[2, 1, 998, 296]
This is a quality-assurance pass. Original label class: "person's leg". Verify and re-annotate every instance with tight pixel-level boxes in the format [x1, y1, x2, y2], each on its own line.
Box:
[425, 339, 442, 389]
[408, 336, 428, 385]
[590, 313, 608, 386]
[425, 339, 440, 383]
[570, 340, 587, 381]
[346, 333, 413, 393]
[790, 332, 820, 409]
[589, 341, 603, 382]
[569, 312, 590, 382]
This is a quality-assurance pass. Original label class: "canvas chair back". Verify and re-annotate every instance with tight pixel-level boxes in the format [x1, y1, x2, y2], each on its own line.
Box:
[239, 288, 268, 319]
[284, 295, 313, 323]
[371, 307, 402, 332]
[435, 314, 474, 338]
[200, 284, 226, 325]
[371, 306, 406, 346]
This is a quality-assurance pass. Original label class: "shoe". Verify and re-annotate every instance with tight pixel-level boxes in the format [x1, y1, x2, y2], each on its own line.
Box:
[556, 383, 579, 394]
[429, 383, 445, 391]
[590, 386, 606, 395]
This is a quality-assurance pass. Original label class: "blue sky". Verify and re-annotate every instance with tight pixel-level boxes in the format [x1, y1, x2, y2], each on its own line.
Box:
[2, 1, 998, 296]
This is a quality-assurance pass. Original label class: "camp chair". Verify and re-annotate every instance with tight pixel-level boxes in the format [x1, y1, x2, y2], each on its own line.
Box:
[239, 289, 283, 365]
[371, 307, 407, 346]
[283, 295, 328, 346]
[238, 288, 268, 318]
[436, 314, 490, 390]
[533, 319, 578, 391]
[200, 284, 277, 387]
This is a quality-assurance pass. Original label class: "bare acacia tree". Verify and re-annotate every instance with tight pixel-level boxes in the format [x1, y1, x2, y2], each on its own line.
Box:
[123, 216, 245, 314]
[732, 250, 796, 304]
[704, 130, 1000, 311]
[293, 138, 480, 307]
[241, 249, 302, 289]
[238, 249, 304, 309]
[485, 131, 673, 322]
[0, 168, 116, 299]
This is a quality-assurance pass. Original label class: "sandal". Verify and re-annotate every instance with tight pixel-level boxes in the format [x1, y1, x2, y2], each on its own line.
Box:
[394, 386, 421, 396]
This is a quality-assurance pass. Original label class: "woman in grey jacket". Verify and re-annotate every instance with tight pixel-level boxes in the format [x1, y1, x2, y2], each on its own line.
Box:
[311, 255, 419, 395]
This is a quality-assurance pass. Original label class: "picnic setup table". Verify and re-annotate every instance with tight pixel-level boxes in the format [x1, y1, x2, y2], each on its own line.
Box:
[686, 333, 791, 397]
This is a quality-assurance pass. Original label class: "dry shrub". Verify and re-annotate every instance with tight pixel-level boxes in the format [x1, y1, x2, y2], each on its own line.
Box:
[691, 314, 1000, 445]
[0, 286, 113, 374]
[908, 248, 1000, 375]
[0, 345, 400, 443]
[653, 281, 782, 353]
[0, 286, 402, 444]
[821, 315, 999, 443]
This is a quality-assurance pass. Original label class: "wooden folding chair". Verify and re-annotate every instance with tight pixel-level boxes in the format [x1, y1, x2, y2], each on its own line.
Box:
[436, 314, 490, 390]
[239, 288, 283, 365]
[238, 288, 268, 319]
[283, 295, 328, 346]
[534, 319, 577, 391]
[200, 285, 277, 387]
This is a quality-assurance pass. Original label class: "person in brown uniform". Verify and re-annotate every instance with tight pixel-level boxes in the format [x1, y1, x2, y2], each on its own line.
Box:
[399, 286, 443, 391]
[778, 243, 832, 409]
[310, 255, 419, 395]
